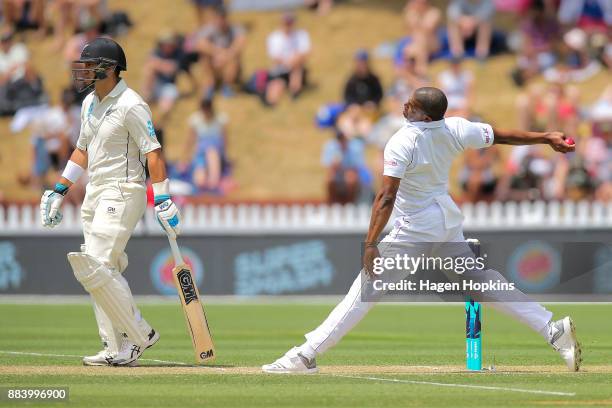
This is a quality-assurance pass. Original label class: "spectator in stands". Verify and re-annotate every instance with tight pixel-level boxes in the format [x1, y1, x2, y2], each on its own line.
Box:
[388, 54, 429, 105]
[336, 50, 383, 141]
[343, 49, 383, 108]
[437, 57, 474, 118]
[184, 98, 232, 194]
[194, 6, 246, 97]
[305, 0, 334, 15]
[549, 85, 611, 200]
[321, 130, 366, 204]
[0, 30, 47, 116]
[0, 29, 28, 87]
[496, 145, 555, 201]
[516, 82, 580, 136]
[20, 93, 75, 191]
[142, 31, 184, 124]
[2, 0, 45, 33]
[52, 0, 129, 50]
[558, 0, 612, 34]
[265, 12, 311, 106]
[510, 0, 560, 87]
[447, 0, 495, 60]
[543, 27, 602, 84]
[191, 0, 224, 26]
[63, 18, 101, 67]
[58, 88, 81, 148]
[459, 146, 500, 202]
[402, 0, 442, 74]
[579, 85, 611, 201]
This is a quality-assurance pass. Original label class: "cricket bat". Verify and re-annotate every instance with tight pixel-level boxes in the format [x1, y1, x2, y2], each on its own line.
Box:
[465, 239, 482, 371]
[167, 236, 216, 364]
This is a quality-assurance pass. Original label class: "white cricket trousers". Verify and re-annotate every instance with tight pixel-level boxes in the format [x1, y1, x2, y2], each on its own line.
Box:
[81, 181, 150, 352]
[304, 202, 553, 356]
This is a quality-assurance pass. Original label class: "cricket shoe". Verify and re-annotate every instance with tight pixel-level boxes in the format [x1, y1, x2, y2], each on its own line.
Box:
[109, 329, 160, 367]
[548, 317, 582, 371]
[82, 342, 114, 366]
[262, 347, 318, 374]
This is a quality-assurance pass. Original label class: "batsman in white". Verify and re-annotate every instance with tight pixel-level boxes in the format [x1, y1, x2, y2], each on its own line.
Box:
[39, 38, 181, 366]
[263, 87, 582, 374]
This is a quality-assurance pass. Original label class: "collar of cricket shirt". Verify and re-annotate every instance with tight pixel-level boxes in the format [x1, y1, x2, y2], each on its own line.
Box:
[96, 79, 127, 103]
[107, 79, 127, 99]
[409, 119, 444, 129]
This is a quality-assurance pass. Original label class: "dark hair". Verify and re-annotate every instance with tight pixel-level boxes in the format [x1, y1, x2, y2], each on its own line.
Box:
[200, 97, 214, 112]
[413, 87, 448, 120]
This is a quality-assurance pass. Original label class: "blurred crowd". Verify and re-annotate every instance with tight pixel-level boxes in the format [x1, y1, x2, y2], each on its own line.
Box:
[316, 0, 611, 204]
[0, 0, 610, 206]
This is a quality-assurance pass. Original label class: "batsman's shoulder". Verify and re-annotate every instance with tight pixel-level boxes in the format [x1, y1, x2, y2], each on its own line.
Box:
[116, 88, 152, 117]
[118, 87, 148, 108]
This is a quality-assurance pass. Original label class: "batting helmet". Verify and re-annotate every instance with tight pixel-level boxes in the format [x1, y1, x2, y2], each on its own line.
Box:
[72, 37, 127, 92]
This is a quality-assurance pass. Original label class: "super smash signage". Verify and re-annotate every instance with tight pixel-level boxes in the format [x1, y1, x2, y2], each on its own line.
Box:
[0, 242, 23, 291]
[0, 232, 610, 297]
[234, 240, 334, 295]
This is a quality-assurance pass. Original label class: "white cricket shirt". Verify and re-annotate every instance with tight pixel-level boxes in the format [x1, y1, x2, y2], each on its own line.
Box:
[383, 117, 494, 228]
[76, 79, 161, 185]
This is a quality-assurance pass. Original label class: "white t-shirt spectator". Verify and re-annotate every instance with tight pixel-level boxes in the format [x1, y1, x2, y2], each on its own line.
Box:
[383, 117, 493, 226]
[266, 29, 310, 69]
[438, 69, 473, 110]
[0, 42, 29, 82]
[31, 107, 68, 153]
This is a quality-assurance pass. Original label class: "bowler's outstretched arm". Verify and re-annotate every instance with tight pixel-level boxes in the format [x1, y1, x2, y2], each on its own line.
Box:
[492, 128, 575, 153]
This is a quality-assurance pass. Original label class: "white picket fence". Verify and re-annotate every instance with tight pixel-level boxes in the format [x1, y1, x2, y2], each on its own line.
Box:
[0, 200, 610, 235]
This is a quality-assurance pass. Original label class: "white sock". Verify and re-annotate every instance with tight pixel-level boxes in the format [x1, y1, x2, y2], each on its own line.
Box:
[298, 342, 316, 360]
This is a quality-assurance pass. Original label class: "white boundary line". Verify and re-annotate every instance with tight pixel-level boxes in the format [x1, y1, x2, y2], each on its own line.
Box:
[331, 374, 576, 397]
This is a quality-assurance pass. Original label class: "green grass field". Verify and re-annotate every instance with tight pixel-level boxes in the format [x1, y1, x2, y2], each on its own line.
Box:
[1, 302, 611, 407]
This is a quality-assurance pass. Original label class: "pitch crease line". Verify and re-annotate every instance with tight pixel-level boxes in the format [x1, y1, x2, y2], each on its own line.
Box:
[330, 374, 576, 397]
[0, 350, 195, 367]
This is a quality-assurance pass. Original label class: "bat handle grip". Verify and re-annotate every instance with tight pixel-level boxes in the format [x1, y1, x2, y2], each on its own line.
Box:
[168, 235, 185, 266]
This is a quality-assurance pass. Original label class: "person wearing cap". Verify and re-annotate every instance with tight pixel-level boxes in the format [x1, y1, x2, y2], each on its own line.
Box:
[336, 49, 384, 141]
[39, 38, 181, 367]
[265, 12, 311, 105]
[343, 49, 383, 108]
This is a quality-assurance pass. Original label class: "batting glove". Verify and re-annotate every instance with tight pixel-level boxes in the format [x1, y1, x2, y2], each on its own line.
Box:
[154, 195, 182, 239]
[40, 183, 68, 228]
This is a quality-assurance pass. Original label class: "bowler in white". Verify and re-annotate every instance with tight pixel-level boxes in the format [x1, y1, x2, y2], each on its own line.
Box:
[263, 87, 581, 374]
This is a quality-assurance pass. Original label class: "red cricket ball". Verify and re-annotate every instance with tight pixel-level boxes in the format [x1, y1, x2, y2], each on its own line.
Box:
[566, 137, 575, 145]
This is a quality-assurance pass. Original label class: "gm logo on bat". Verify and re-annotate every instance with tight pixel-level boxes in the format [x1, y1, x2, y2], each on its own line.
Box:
[178, 269, 198, 305]
[200, 349, 214, 359]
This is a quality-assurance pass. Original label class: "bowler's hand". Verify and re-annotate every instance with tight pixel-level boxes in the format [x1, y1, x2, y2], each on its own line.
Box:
[546, 132, 575, 153]
[363, 244, 380, 279]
